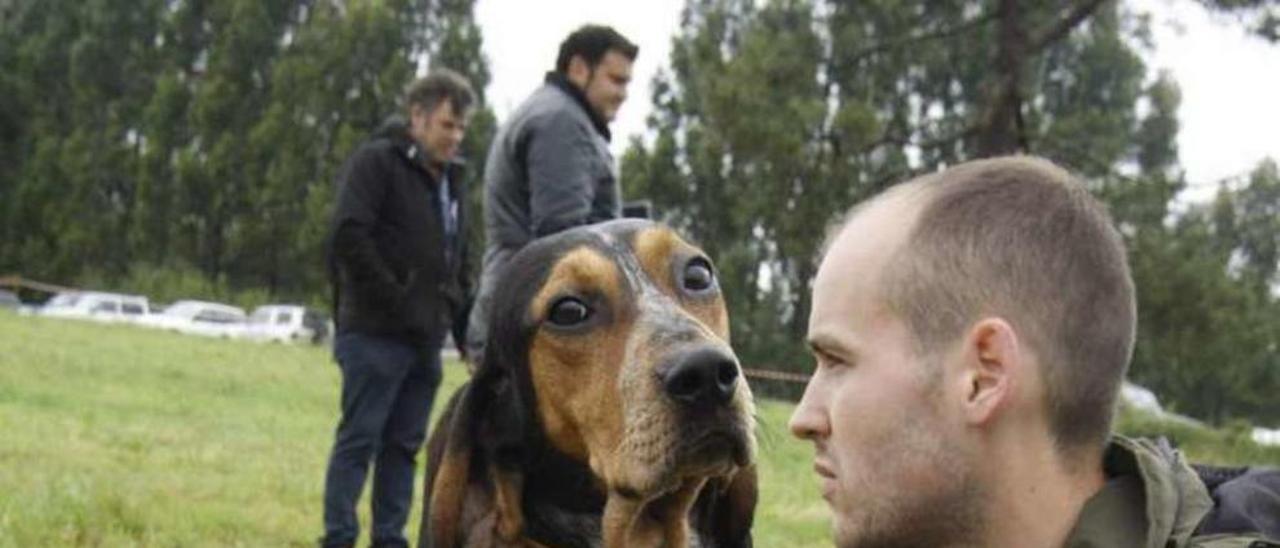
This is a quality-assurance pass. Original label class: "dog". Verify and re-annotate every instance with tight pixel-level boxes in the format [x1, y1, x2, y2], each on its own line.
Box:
[418, 219, 758, 547]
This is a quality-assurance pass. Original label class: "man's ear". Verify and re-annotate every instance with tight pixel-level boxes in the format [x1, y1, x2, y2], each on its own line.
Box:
[404, 103, 424, 143]
[957, 317, 1022, 426]
[566, 55, 591, 87]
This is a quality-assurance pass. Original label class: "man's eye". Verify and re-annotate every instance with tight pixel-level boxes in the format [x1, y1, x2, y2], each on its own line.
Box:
[813, 350, 847, 371]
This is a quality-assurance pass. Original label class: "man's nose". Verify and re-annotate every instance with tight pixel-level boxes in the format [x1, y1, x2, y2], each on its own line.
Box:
[788, 388, 828, 440]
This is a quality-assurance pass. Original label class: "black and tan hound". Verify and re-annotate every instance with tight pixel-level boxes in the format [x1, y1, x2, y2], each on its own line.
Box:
[419, 219, 757, 547]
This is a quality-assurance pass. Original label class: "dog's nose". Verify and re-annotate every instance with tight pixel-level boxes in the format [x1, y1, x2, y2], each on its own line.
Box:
[661, 347, 740, 406]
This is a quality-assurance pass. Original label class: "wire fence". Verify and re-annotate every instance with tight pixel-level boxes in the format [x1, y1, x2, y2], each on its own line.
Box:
[742, 367, 810, 384]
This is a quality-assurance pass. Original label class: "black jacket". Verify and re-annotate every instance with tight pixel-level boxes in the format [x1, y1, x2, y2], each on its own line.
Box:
[327, 118, 472, 347]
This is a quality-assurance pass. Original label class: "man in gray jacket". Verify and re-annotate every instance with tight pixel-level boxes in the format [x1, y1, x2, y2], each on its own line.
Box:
[466, 25, 638, 361]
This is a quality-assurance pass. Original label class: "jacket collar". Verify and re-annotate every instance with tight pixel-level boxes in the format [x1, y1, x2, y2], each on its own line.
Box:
[376, 115, 466, 194]
[1064, 436, 1214, 548]
[545, 71, 611, 142]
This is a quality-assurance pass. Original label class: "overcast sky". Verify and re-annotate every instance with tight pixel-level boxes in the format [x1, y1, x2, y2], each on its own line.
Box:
[474, 0, 1280, 204]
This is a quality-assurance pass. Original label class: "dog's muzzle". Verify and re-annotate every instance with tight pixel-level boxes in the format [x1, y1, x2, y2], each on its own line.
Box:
[659, 346, 740, 408]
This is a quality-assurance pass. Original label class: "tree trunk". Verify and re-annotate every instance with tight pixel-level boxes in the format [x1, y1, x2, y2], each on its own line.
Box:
[975, 0, 1028, 157]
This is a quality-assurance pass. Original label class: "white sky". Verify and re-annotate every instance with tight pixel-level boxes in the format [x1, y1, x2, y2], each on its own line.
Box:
[475, 0, 1280, 203]
[1134, 0, 1280, 201]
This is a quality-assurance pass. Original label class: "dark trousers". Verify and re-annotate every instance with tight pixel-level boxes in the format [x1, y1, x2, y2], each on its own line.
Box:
[321, 331, 443, 548]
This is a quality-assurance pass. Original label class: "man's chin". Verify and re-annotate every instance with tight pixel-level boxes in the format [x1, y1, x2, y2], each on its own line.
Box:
[428, 151, 455, 166]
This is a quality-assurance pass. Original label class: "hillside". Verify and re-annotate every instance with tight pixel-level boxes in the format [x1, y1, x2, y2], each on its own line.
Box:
[1, 311, 1276, 546]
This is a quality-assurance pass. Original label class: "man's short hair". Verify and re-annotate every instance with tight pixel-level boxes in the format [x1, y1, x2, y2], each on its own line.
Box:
[555, 24, 639, 74]
[404, 68, 475, 118]
[878, 156, 1136, 456]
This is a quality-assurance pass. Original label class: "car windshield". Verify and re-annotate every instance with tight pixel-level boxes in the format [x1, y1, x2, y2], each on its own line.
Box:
[163, 302, 205, 318]
[249, 309, 274, 324]
[195, 310, 244, 323]
[47, 293, 80, 307]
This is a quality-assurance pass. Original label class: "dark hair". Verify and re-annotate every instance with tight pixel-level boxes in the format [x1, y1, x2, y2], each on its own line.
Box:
[555, 24, 639, 74]
[878, 156, 1136, 457]
[404, 68, 475, 118]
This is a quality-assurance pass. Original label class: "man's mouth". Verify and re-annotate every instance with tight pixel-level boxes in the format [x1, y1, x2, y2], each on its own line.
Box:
[813, 459, 835, 479]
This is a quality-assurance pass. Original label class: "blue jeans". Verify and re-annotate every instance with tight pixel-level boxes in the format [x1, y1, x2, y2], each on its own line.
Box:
[321, 332, 443, 548]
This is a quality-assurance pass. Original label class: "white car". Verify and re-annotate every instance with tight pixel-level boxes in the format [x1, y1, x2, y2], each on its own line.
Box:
[142, 300, 247, 338]
[0, 289, 21, 309]
[242, 305, 330, 344]
[40, 291, 151, 324]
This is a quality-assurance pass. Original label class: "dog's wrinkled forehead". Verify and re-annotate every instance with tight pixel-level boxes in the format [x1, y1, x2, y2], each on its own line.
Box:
[523, 219, 720, 322]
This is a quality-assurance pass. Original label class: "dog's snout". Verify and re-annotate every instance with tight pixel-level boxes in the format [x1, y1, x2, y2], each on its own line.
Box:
[661, 347, 739, 406]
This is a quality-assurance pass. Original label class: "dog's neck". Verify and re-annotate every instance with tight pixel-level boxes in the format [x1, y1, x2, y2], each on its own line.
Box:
[519, 444, 707, 548]
[519, 444, 607, 547]
[525, 443, 608, 512]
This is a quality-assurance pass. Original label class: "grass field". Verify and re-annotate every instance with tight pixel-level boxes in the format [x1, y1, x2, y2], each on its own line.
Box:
[0, 311, 827, 546]
[4, 310, 1278, 546]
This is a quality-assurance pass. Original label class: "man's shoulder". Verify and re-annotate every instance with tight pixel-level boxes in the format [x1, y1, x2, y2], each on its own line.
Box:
[353, 134, 401, 159]
[512, 84, 590, 131]
[1112, 436, 1280, 547]
[345, 133, 409, 173]
[339, 136, 411, 191]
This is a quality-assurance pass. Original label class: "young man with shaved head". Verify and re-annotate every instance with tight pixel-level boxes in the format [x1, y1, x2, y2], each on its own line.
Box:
[790, 156, 1279, 547]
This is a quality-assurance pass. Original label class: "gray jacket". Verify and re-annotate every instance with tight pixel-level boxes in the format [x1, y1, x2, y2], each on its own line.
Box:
[467, 74, 621, 357]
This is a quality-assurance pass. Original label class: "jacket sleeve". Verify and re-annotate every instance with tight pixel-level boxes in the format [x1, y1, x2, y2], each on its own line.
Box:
[331, 146, 406, 310]
[527, 113, 602, 237]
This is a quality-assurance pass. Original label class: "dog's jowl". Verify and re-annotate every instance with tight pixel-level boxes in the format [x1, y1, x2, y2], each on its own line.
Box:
[419, 219, 757, 548]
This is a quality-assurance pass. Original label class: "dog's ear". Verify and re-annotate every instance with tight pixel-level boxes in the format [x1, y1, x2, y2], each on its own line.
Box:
[420, 383, 476, 548]
[693, 464, 759, 548]
[473, 348, 533, 467]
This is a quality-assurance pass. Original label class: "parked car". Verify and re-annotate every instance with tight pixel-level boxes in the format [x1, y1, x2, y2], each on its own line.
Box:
[242, 305, 329, 344]
[141, 300, 247, 338]
[40, 291, 151, 324]
[0, 289, 20, 309]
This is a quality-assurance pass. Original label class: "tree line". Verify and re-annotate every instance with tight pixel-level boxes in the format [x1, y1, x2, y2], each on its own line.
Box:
[619, 0, 1280, 425]
[2, 0, 1278, 426]
[0, 0, 493, 306]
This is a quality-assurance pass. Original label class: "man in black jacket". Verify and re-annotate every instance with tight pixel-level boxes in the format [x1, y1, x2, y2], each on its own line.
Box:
[466, 25, 638, 363]
[320, 69, 474, 548]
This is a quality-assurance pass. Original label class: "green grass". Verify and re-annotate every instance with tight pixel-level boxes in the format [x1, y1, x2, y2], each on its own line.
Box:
[0, 311, 828, 546]
[4, 310, 1277, 546]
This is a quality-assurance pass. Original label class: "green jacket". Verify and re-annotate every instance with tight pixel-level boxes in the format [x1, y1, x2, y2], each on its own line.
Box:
[1064, 436, 1279, 548]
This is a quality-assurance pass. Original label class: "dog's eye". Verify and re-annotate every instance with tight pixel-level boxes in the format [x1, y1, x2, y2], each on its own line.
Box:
[683, 258, 715, 292]
[547, 297, 592, 326]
